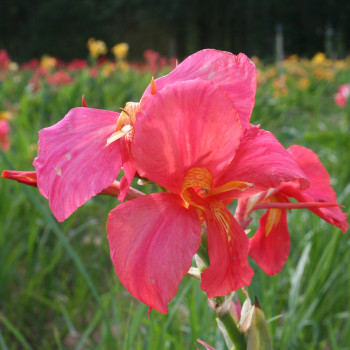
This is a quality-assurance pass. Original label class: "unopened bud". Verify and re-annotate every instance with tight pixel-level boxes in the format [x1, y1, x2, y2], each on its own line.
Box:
[245, 299, 273, 350]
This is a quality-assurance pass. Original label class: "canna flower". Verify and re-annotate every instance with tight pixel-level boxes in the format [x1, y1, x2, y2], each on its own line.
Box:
[236, 145, 348, 275]
[107, 79, 309, 313]
[112, 43, 129, 60]
[143, 49, 160, 74]
[46, 70, 73, 86]
[87, 38, 107, 58]
[0, 49, 10, 70]
[297, 77, 310, 90]
[0, 111, 11, 150]
[32, 49, 256, 222]
[334, 84, 350, 107]
[311, 52, 327, 65]
[40, 55, 57, 70]
[67, 59, 88, 72]
[0, 119, 10, 151]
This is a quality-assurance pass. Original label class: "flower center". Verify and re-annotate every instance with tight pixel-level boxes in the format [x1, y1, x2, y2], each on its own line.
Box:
[106, 102, 139, 146]
[181, 167, 253, 211]
[181, 167, 242, 244]
[182, 168, 213, 211]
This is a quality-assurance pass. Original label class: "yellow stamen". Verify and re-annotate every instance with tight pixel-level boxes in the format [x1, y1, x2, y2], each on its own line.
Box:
[182, 168, 213, 210]
[106, 102, 139, 147]
[116, 102, 139, 131]
[209, 181, 253, 197]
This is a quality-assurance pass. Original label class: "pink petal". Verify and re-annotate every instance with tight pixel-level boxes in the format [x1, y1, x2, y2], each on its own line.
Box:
[288, 145, 340, 201]
[107, 193, 201, 314]
[213, 125, 310, 201]
[196, 339, 217, 350]
[283, 185, 348, 233]
[200, 203, 253, 297]
[286, 145, 347, 233]
[0, 120, 10, 151]
[118, 133, 136, 201]
[142, 49, 256, 130]
[133, 79, 242, 195]
[33, 107, 122, 221]
[249, 206, 290, 275]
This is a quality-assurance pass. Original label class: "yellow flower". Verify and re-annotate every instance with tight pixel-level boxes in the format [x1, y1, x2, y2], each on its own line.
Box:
[312, 67, 334, 81]
[0, 111, 13, 121]
[312, 52, 326, 65]
[40, 55, 57, 70]
[256, 70, 267, 87]
[102, 62, 116, 77]
[87, 38, 107, 58]
[273, 75, 289, 97]
[284, 54, 299, 63]
[112, 43, 129, 60]
[117, 61, 129, 72]
[297, 77, 310, 90]
[9, 62, 19, 71]
[335, 60, 348, 70]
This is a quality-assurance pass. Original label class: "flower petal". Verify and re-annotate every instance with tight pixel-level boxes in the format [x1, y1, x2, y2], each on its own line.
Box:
[200, 200, 253, 296]
[118, 133, 136, 201]
[33, 107, 122, 221]
[214, 125, 310, 201]
[133, 79, 242, 194]
[142, 49, 257, 129]
[286, 145, 347, 233]
[0, 120, 10, 151]
[248, 206, 289, 275]
[107, 192, 201, 314]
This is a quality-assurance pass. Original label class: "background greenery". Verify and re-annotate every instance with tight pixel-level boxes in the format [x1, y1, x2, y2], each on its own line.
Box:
[0, 55, 350, 349]
[1, 0, 350, 62]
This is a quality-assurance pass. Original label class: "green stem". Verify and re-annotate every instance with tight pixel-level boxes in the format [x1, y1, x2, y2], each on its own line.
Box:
[218, 311, 246, 350]
[196, 230, 246, 349]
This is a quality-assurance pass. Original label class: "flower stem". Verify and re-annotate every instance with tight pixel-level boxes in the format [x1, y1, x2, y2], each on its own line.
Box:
[218, 311, 246, 350]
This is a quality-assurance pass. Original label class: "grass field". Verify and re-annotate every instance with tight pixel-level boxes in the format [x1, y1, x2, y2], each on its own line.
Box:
[1, 53, 350, 349]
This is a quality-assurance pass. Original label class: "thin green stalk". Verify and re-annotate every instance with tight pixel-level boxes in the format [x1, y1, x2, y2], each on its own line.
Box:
[218, 310, 246, 350]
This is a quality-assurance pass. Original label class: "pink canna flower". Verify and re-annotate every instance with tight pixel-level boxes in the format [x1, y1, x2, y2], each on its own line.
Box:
[107, 79, 310, 314]
[236, 145, 348, 275]
[0, 49, 10, 70]
[0, 119, 10, 151]
[32, 49, 256, 222]
[20, 58, 40, 71]
[46, 70, 73, 86]
[67, 59, 88, 72]
[334, 84, 350, 107]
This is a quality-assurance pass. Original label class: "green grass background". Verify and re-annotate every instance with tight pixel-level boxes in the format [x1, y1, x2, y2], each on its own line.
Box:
[0, 62, 349, 349]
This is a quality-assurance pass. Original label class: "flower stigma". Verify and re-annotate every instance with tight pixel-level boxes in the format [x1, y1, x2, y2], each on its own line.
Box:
[106, 102, 139, 146]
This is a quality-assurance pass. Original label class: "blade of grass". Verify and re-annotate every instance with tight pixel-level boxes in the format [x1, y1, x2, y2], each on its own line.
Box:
[0, 330, 9, 350]
[0, 313, 33, 350]
[1, 152, 114, 344]
[122, 303, 147, 350]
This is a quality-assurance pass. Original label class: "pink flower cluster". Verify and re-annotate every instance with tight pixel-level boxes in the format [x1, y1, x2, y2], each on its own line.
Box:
[3, 49, 347, 314]
[334, 84, 350, 107]
[0, 119, 10, 151]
